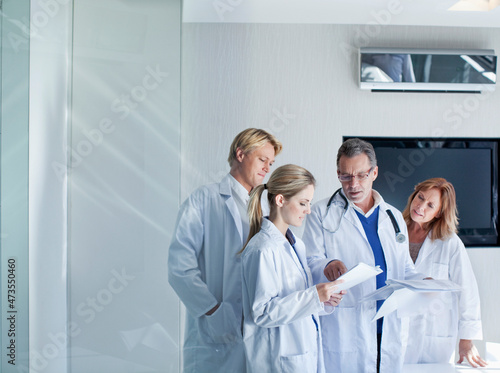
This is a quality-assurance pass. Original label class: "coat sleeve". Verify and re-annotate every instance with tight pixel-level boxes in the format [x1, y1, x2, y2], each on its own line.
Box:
[303, 203, 331, 284]
[167, 190, 218, 317]
[448, 237, 483, 340]
[243, 247, 323, 328]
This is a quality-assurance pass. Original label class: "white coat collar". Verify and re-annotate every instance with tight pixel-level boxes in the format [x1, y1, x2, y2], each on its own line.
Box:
[260, 217, 295, 244]
[345, 190, 389, 225]
[322, 189, 387, 234]
[219, 173, 244, 241]
[219, 173, 233, 196]
[342, 191, 394, 247]
[228, 173, 250, 204]
[260, 218, 309, 286]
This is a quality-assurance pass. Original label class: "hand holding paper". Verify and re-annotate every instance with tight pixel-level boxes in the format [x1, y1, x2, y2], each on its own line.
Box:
[332, 262, 383, 293]
[317, 280, 344, 303]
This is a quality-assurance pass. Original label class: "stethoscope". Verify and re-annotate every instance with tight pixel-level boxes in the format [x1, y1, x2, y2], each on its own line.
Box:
[322, 188, 406, 243]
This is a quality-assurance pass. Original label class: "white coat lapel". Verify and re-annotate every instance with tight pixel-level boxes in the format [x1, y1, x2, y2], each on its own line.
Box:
[414, 235, 432, 267]
[265, 220, 308, 287]
[378, 206, 394, 245]
[294, 241, 312, 287]
[344, 207, 369, 244]
[285, 242, 308, 287]
[220, 176, 244, 242]
[378, 205, 390, 227]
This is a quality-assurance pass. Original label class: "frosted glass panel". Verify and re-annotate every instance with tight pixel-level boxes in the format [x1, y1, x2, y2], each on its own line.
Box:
[69, 1, 181, 372]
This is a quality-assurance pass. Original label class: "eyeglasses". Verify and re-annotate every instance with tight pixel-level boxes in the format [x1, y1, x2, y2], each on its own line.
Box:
[338, 167, 373, 182]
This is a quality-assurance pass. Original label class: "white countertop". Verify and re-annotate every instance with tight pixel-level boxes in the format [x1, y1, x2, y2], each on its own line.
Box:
[403, 362, 500, 372]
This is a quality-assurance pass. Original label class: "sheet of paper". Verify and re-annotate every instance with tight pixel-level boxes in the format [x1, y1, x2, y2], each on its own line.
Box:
[386, 279, 461, 292]
[358, 283, 399, 303]
[374, 289, 454, 320]
[373, 288, 416, 321]
[366, 279, 462, 321]
[333, 262, 383, 293]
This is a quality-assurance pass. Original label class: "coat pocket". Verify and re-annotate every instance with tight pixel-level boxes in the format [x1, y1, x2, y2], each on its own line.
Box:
[422, 335, 455, 363]
[280, 350, 316, 372]
[432, 262, 449, 279]
[198, 302, 242, 345]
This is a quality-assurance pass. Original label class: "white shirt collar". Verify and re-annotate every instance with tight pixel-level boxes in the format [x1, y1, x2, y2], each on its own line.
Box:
[228, 173, 250, 204]
[349, 190, 382, 218]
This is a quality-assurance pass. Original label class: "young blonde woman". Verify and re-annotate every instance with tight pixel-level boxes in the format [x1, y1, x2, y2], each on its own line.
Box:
[168, 128, 282, 372]
[402, 178, 486, 367]
[240, 164, 345, 373]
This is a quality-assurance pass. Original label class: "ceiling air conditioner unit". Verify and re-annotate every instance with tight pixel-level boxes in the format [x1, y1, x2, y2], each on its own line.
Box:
[359, 47, 497, 93]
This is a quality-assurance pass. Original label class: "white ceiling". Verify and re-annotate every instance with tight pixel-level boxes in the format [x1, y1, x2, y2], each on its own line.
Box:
[183, 0, 500, 28]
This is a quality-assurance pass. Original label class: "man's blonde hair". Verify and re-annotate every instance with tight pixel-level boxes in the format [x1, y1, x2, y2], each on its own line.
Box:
[227, 128, 282, 166]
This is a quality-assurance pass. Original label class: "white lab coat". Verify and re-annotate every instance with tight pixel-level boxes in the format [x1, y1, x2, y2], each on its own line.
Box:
[242, 218, 331, 373]
[168, 174, 246, 373]
[403, 232, 483, 364]
[302, 190, 423, 373]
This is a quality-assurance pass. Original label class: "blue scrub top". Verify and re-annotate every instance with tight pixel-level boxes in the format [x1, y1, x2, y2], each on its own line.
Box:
[355, 207, 387, 334]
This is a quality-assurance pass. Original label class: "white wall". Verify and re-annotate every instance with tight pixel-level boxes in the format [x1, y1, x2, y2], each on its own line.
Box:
[182, 23, 500, 199]
[180, 22, 500, 360]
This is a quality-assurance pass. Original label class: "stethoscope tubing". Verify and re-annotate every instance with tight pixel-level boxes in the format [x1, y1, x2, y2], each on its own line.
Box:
[323, 188, 406, 243]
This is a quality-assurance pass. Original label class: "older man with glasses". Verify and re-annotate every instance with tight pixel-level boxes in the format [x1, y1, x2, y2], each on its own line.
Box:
[302, 138, 424, 373]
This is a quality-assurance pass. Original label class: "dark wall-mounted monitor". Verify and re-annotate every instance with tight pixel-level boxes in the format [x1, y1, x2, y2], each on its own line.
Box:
[346, 137, 499, 247]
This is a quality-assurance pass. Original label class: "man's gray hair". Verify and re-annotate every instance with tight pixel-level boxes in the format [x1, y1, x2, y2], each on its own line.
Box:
[336, 138, 377, 168]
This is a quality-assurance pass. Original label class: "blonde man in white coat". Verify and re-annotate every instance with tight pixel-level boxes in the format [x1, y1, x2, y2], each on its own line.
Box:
[168, 128, 282, 373]
[303, 138, 424, 373]
[402, 178, 486, 367]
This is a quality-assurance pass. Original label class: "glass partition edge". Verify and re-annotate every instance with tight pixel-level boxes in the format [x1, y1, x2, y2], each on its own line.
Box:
[1, 0, 30, 372]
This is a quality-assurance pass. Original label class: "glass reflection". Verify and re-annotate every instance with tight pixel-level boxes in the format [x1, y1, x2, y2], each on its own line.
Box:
[361, 52, 497, 84]
[361, 54, 416, 82]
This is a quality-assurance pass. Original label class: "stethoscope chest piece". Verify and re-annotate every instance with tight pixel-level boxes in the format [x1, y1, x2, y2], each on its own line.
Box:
[396, 232, 406, 243]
